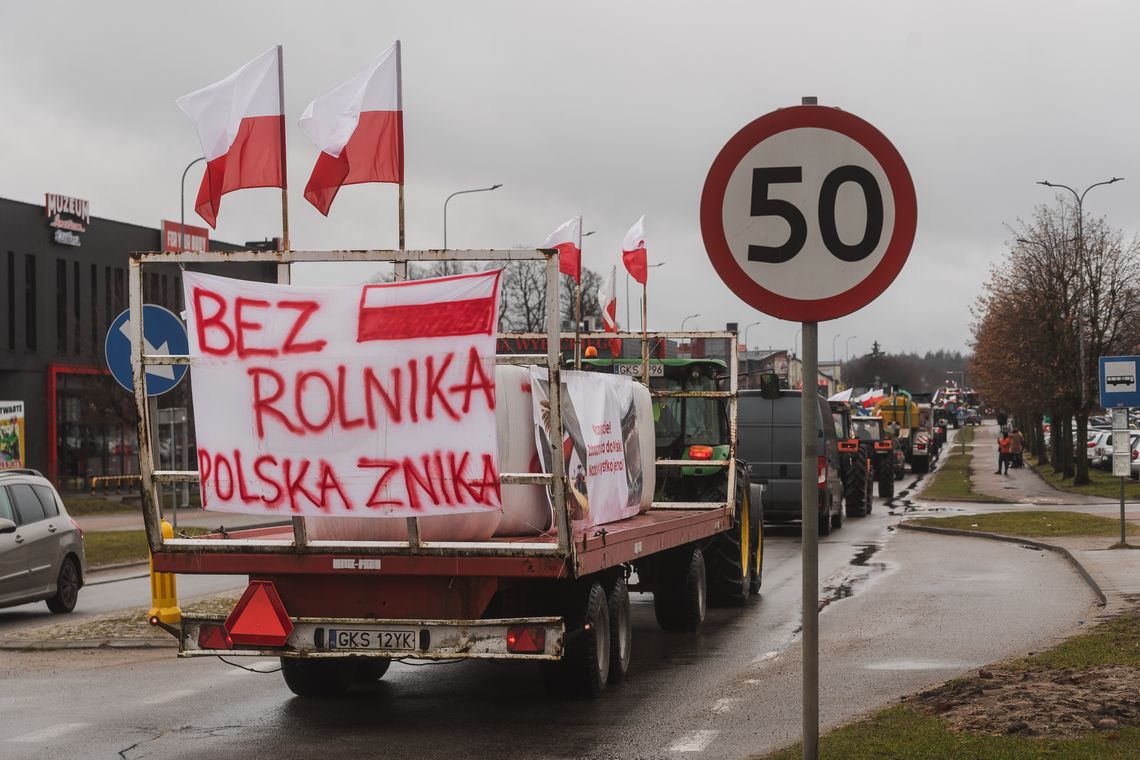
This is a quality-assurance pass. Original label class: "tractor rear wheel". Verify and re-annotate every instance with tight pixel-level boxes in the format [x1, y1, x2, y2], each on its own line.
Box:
[844, 448, 871, 517]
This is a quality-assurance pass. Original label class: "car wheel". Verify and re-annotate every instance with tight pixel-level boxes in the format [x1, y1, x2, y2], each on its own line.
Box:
[46, 556, 81, 614]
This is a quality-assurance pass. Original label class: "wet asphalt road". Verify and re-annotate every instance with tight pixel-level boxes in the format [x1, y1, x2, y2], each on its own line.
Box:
[0, 468, 1099, 760]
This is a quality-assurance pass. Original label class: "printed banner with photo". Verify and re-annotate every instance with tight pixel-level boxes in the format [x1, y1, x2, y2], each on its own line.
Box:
[529, 368, 647, 527]
[0, 401, 25, 470]
[183, 270, 502, 518]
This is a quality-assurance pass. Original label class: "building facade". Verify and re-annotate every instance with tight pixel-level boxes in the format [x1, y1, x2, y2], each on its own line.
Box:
[0, 195, 275, 490]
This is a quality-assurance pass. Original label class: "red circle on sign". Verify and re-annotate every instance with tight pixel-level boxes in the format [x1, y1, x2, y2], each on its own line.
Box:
[700, 105, 917, 321]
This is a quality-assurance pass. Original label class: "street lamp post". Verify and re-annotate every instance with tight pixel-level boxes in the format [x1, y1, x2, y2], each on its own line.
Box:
[626, 263, 664, 329]
[180, 156, 205, 252]
[1036, 178, 1123, 413]
[845, 335, 857, 362]
[743, 320, 761, 351]
[681, 313, 700, 331]
[443, 184, 502, 249]
[831, 334, 840, 365]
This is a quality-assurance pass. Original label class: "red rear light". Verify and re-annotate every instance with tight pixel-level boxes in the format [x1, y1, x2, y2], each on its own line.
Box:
[1132, 449, 1137, 461]
[224, 580, 294, 647]
[688, 445, 714, 460]
[506, 625, 546, 654]
[817, 456, 826, 488]
[70, 518, 83, 537]
[197, 622, 233, 650]
[1088, 441, 1097, 448]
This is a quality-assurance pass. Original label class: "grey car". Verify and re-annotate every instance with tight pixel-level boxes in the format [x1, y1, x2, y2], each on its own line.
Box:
[0, 469, 87, 613]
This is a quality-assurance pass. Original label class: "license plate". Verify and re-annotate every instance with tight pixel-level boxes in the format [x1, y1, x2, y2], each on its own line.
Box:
[327, 628, 416, 651]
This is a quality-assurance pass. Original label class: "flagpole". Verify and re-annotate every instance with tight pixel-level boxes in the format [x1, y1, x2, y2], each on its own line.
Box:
[641, 282, 648, 384]
[276, 44, 291, 262]
[395, 41, 407, 280]
[277, 44, 307, 550]
[574, 215, 583, 369]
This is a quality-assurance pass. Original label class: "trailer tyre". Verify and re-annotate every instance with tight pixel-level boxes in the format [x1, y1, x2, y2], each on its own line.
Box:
[280, 658, 356, 698]
[354, 658, 391, 683]
[606, 574, 632, 684]
[912, 457, 929, 474]
[654, 546, 707, 632]
[542, 581, 610, 698]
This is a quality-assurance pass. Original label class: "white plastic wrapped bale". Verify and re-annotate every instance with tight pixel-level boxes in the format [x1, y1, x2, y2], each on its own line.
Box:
[303, 365, 548, 542]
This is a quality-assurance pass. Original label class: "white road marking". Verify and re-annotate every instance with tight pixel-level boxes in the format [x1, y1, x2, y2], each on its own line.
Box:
[9, 723, 90, 743]
[667, 730, 720, 752]
[751, 650, 779, 664]
[711, 698, 740, 715]
[138, 688, 197, 705]
[743, 678, 762, 685]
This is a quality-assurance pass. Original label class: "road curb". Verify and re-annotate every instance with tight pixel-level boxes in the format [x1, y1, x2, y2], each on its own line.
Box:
[0, 637, 176, 650]
[897, 522, 1108, 607]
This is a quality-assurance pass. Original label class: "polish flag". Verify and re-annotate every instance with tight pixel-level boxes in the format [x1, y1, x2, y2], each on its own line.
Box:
[299, 42, 404, 216]
[598, 266, 617, 331]
[357, 269, 501, 342]
[622, 215, 648, 285]
[598, 266, 621, 356]
[543, 216, 582, 282]
[176, 47, 285, 229]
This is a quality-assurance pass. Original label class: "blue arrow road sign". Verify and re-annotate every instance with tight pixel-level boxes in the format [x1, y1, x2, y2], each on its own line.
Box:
[1099, 355, 1140, 408]
[105, 305, 189, 396]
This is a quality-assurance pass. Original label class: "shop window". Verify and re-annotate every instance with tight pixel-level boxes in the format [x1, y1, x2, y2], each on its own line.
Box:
[56, 259, 67, 354]
[90, 264, 98, 355]
[24, 254, 36, 351]
[5, 252, 13, 350]
[73, 260, 80, 355]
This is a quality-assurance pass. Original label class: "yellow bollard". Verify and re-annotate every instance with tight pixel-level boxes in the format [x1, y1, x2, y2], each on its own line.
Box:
[148, 520, 181, 626]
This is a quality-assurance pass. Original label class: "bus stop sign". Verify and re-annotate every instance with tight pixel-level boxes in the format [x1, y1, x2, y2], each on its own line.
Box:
[1099, 355, 1140, 408]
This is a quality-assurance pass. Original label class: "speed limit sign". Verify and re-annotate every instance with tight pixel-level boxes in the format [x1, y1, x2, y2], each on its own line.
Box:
[700, 105, 916, 321]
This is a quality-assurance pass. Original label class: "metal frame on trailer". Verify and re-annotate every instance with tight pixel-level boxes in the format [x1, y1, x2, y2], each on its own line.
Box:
[128, 248, 738, 575]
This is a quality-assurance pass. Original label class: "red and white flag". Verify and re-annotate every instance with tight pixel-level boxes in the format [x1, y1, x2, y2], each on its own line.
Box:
[176, 47, 285, 229]
[598, 266, 617, 332]
[299, 41, 404, 216]
[543, 216, 582, 282]
[622, 215, 648, 285]
[357, 270, 500, 342]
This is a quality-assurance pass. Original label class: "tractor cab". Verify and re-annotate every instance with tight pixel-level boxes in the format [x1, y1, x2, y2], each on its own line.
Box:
[582, 358, 730, 497]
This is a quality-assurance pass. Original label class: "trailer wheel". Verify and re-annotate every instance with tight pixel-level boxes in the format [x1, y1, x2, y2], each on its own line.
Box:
[706, 479, 754, 606]
[280, 658, 356, 698]
[354, 658, 391, 683]
[541, 581, 610, 698]
[654, 546, 707, 632]
[911, 457, 929, 474]
[606, 574, 632, 684]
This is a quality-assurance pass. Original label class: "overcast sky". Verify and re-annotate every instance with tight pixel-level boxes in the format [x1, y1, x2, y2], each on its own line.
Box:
[3, 1, 1137, 358]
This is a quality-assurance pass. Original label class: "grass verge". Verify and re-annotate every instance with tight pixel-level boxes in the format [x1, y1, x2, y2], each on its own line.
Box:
[760, 706, 1140, 760]
[759, 608, 1140, 759]
[63, 496, 138, 516]
[908, 510, 1139, 539]
[84, 528, 208, 567]
[919, 452, 1005, 502]
[1030, 460, 1140, 500]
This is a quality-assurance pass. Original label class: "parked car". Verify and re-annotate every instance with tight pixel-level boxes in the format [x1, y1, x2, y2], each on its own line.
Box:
[964, 408, 982, 425]
[1088, 430, 1111, 469]
[0, 469, 87, 613]
[737, 389, 844, 535]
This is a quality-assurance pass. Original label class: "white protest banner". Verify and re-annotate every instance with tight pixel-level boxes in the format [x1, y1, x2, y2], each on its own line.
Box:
[183, 270, 501, 518]
[529, 368, 648, 527]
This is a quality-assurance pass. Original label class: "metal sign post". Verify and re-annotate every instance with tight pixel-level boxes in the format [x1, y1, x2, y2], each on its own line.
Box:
[700, 97, 916, 760]
[799, 321, 819, 757]
[1099, 357, 1140, 546]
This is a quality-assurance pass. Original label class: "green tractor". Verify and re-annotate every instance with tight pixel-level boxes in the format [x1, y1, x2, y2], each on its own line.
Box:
[582, 358, 762, 605]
